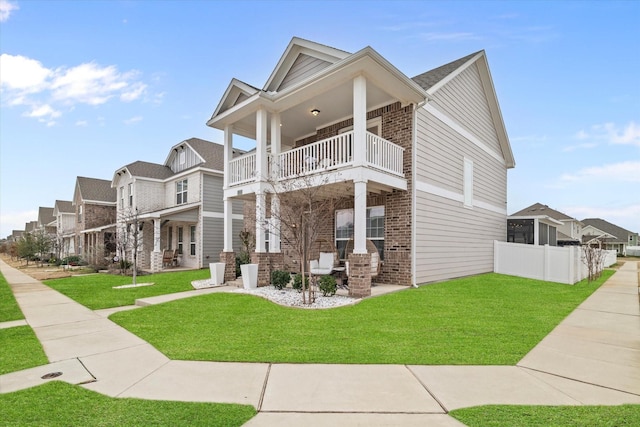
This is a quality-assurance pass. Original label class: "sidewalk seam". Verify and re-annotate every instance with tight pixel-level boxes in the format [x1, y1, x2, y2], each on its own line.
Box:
[257, 363, 271, 411]
[404, 365, 448, 413]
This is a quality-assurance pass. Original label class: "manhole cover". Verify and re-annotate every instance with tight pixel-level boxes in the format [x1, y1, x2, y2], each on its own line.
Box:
[41, 372, 63, 379]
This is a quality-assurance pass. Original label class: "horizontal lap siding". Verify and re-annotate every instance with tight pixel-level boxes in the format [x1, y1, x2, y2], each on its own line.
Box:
[203, 175, 223, 212]
[430, 63, 502, 155]
[415, 193, 505, 284]
[278, 54, 331, 91]
[201, 217, 244, 264]
[413, 60, 508, 285]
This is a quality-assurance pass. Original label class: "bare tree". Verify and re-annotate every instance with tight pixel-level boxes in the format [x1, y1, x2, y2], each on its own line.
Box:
[265, 172, 347, 305]
[115, 207, 143, 284]
[581, 239, 605, 282]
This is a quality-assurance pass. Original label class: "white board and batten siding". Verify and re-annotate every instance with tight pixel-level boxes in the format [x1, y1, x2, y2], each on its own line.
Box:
[414, 62, 508, 284]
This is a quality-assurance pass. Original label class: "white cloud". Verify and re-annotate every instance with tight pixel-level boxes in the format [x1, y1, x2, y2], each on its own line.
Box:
[23, 104, 61, 119]
[0, 53, 153, 123]
[560, 161, 640, 183]
[75, 120, 88, 127]
[0, 54, 51, 94]
[562, 204, 640, 232]
[562, 142, 597, 152]
[574, 121, 640, 147]
[124, 116, 143, 125]
[0, 0, 18, 22]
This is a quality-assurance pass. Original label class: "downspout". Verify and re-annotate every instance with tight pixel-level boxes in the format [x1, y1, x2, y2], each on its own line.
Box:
[411, 100, 427, 288]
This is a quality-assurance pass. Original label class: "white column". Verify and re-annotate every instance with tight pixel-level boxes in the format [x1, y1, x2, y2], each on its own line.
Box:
[223, 125, 233, 188]
[270, 113, 281, 180]
[270, 194, 281, 253]
[256, 108, 268, 181]
[255, 191, 266, 252]
[223, 198, 233, 252]
[223, 125, 234, 252]
[534, 219, 539, 245]
[153, 218, 161, 252]
[353, 180, 368, 254]
[353, 75, 367, 167]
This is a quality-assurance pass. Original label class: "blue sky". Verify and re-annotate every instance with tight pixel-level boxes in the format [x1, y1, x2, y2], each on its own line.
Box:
[1, 0, 638, 238]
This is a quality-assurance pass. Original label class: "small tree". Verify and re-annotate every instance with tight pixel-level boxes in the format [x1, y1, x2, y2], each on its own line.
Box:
[16, 232, 37, 265]
[266, 172, 346, 305]
[581, 239, 605, 282]
[115, 207, 143, 283]
[32, 229, 53, 266]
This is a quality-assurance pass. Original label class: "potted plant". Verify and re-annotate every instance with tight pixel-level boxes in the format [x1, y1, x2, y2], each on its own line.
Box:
[238, 229, 258, 289]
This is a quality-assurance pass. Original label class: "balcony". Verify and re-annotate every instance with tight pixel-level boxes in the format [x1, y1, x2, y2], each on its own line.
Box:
[227, 131, 404, 188]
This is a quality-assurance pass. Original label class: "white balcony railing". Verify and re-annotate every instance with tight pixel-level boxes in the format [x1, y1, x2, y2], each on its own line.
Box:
[227, 130, 404, 187]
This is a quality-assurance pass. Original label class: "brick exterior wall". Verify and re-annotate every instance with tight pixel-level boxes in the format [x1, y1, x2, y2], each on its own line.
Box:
[348, 252, 372, 297]
[220, 251, 237, 283]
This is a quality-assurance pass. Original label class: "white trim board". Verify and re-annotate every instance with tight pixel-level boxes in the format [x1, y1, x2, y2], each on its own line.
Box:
[415, 180, 506, 215]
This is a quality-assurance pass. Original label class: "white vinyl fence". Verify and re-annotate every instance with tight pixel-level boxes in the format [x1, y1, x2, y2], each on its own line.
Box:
[494, 241, 617, 285]
[626, 246, 640, 257]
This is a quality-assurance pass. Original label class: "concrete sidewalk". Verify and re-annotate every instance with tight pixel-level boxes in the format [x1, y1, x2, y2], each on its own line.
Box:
[1, 259, 639, 426]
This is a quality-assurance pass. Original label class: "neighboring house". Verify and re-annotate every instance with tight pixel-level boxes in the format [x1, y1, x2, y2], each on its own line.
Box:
[10, 230, 25, 243]
[73, 176, 117, 265]
[36, 206, 56, 236]
[206, 37, 515, 297]
[53, 200, 76, 258]
[508, 203, 583, 246]
[581, 218, 639, 255]
[24, 221, 38, 234]
[111, 138, 244, 272]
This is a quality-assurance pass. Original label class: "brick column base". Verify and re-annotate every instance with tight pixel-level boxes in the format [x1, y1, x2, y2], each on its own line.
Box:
[251, 252, 271, 287]
[219, 251, 236, 283]
[348, 253, 372, 298]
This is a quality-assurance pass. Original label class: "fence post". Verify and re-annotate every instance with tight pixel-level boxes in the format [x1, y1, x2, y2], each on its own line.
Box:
[568, 246, 575, 284]
[493, 240, 499, 273]
[543, 244, 550, 281]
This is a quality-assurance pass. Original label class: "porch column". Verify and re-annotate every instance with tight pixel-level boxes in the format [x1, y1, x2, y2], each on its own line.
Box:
[534, 218, 540, 245]
[223, 126, 234, 252]
[255, 190, 266, 253]
[270, 194, 281, 253]
[223, 198, 234, 252]
[353, 75, 367, 167]
[153, 218, 161, 252]
[271, 113, 281, 179]
[353, 179, 368, 254]
[256, 108, 268, 182]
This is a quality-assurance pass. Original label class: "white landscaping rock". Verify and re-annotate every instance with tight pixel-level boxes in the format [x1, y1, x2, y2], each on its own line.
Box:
[233, 286, 359, 309]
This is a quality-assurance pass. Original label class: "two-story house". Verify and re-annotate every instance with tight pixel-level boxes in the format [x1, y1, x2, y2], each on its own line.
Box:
[111, 138, 243, 272]
[73, 176, 117, 265]
[53, 200, 76, 258]
[207, 37, 515, 297]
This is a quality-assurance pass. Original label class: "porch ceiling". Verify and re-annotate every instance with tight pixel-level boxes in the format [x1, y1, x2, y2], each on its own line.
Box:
[230, 80, 397, 143]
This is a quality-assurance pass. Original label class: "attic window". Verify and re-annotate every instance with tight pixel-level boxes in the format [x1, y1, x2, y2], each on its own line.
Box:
[179, 150, 186, 165]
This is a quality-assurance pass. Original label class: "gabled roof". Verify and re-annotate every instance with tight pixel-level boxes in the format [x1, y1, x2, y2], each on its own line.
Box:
[412, 51, 481, 91]
[164, 138, 229, 172]
[76, 177, 117, 204]
[116, 161, 174, 181]
[510, 203, 580, 223]
[263, 37, 350, 93]
[37, 207, 55, 227]
[53, 200, 74, 215]
[210, 78, 260, 118]
[415, 50, 514, 169]
[581, 218, 637, 243]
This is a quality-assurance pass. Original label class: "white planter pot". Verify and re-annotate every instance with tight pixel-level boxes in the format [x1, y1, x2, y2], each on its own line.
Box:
[209, 262, 226, 285]
[240, 264, 258, 289]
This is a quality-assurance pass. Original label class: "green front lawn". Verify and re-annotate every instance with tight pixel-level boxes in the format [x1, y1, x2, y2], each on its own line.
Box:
[45, 269, 211, 310]
[0, 272, 24, 322]
[450, 404, 640, 426]
[0, 326, 49, 375]
[0, 381, 256, 427]
[110, 272, 613, 365]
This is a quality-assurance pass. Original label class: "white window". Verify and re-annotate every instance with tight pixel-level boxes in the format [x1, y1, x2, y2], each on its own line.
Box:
[463, 157, 473, 208]
[177, 226, 183, 254]
[128, 183, 133, 207]
[176, 179, 188, 205]
[190, 225, 196, 256]
[78, 205, 83, 223]
[335, 206, 385, 260]
[120, 186, 125, 208]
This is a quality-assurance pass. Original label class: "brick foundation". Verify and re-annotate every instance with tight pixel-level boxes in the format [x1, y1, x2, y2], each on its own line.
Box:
[250, 252, 285, 287]
[348, 253, 372, 298]
[219, 251, 236, 283]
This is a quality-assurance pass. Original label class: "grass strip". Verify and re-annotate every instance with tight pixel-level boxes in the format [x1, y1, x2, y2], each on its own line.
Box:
[111, 271, 613, 365]
[0, 381, 256, 427]
[45, 269, 211, 309]
[0, 326, 48, 375]
[0, 272, 24, 322]
[450, 404, 640, 426]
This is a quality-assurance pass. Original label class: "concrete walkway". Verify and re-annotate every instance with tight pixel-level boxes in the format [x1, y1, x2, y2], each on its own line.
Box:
[1, 260, 639, 426]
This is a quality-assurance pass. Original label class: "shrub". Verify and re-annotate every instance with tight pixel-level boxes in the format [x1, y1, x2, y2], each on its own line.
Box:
[235, 252, 251, 277]
[271, 270, 291, 290]
[318, 275, 337, 297]
[292, 273, 309, 292]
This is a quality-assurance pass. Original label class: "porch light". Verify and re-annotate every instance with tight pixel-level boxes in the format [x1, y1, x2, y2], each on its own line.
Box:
[311, 109, 320, 116]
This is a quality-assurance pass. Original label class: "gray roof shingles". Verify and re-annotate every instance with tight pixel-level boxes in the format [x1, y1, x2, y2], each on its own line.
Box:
[77, 177, 117, 203]
[412, 51, 481, 91]
[582, 218, 636, 243]
[124, 161, 174, 180]
[510, 202, 576, 222]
